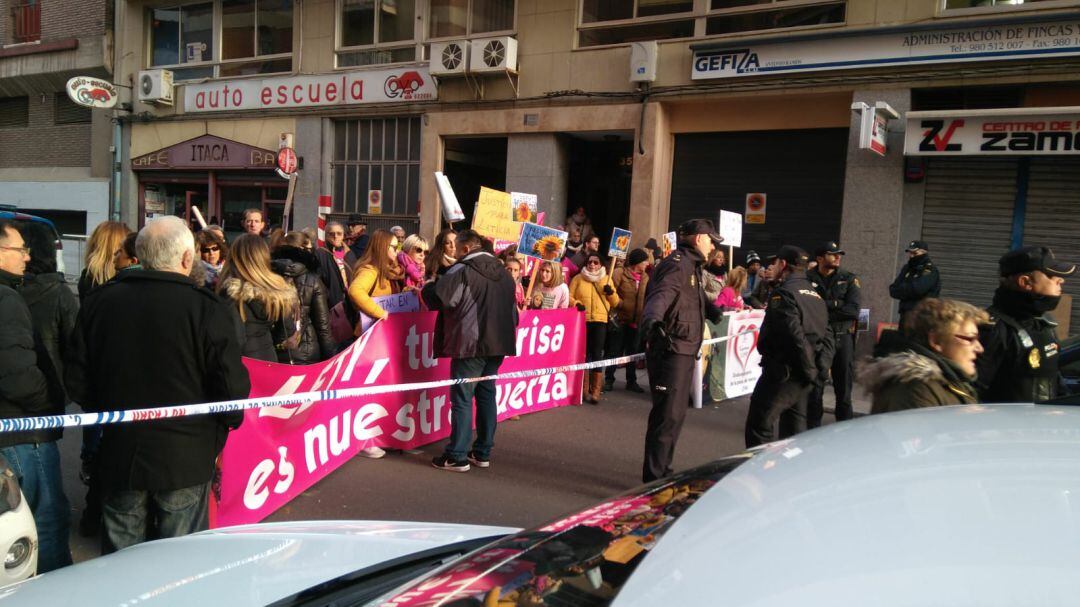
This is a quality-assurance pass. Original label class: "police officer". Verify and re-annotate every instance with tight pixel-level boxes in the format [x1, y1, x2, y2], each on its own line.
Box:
[889, 240, 940, 330]
[976, 246, 1075, 402]
[806, 241, 861, 427]
[745, 246, 828, 448]
[640, 219, 723, 483]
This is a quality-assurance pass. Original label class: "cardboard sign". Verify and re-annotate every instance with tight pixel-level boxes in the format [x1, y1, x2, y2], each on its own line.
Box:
[723, 310, 765, 398]
[745, 193, 766, 224]
[367, 189, 383, 215]
[472, 187, 522, 242]
[510, 192, 538, 223]
[858, 308, 870, 332]
[359, 291, 419, 333]
[661, 232, 677, 258]
[718, 210, 742, 248]
[518, 223, 568, 261]
[608, 228, 632, 259]
[434, 171, 465, 222]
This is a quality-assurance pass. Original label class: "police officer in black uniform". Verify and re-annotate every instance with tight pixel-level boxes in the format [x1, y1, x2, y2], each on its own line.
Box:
[976, 246, 1075, 403]
[806, 241, 861, 427]
[745, 246, 828, 448]
[640, 219, 723, 483]
[889, 240, 940, 330]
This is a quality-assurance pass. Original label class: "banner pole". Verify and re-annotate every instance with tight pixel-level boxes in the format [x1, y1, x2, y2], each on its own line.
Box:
[608, 257, 617, 277]
[728, 245, 733, 272]
[524, 261, 541, 307]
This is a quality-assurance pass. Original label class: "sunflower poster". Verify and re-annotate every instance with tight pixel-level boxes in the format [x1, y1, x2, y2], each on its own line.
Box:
[510, 192, 538, 223]
[608, 228, 632, 259]
[661, 231, 677, 258]
[518, 223, 568, 262]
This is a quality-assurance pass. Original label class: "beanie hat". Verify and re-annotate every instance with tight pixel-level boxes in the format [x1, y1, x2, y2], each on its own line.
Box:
[628, 248, 649, 266]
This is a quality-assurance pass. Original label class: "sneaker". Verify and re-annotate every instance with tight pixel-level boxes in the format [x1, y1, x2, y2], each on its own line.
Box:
[431, 455, 470, 472]
[467, 451, 491, 468]
[626, 383, 645, 393]
[359, 446, 386, 459]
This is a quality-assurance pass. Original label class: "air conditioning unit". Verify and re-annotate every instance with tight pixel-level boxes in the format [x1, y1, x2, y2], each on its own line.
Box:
[430, 40, 468, 76]
[138, 69, 174, 105]
[469, 36, 518, 74]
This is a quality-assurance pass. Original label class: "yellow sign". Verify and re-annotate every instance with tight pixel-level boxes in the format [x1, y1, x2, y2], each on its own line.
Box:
[472, 187, 522, 241]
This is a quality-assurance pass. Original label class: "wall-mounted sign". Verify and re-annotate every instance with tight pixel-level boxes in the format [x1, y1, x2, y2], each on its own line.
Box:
[368, 189, 383, 215]
[66, 76, 118, 109]
[745, 193, 766, 224]
[184, 67, 437, 113]
[692, 18, 1080, 80]
[277, 147, 298, 174]
[904, 108, 1080, 156]
[853, 101, 900, 157]
[131, 134, 278, 170]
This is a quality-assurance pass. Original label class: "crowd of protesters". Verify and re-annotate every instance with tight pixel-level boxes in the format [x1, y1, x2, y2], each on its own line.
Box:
[0, 201, 1074, 574]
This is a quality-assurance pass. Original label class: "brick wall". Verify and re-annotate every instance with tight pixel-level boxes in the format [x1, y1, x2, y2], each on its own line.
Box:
[0, 91, 91, 167]
[1, 0, 109, 45]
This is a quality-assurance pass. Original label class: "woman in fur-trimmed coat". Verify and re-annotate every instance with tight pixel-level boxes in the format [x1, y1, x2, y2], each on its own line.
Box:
[218, 235, 299, 362]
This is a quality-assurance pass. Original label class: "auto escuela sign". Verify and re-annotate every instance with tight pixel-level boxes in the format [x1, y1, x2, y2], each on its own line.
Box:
[184, 66, 437, 113]
[692, 18, 1080, 80]
[904, 109, 1080, 156]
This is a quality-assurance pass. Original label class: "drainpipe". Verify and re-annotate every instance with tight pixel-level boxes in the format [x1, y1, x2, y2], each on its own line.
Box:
[112, 118, 122, 221]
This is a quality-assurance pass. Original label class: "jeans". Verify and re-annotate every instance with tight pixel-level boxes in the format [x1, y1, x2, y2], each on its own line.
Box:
[445, 356, 504, 461]
[0, 443, 73, 573]
[102, 482, 210, 554]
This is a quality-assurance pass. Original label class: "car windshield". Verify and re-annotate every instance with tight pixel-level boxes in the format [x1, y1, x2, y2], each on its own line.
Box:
[279, 454, 751, 607]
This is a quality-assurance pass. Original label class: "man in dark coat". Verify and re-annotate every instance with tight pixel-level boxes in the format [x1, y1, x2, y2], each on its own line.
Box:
[745, 246, 828, 448]
[0, 219, 73, 572]
[66, 216, 250, 553]
[421, 229, 518, 472]
[806, 241, 861, 427]
[890, 240, 940, 330]
[316, 221, 358, 309]
[639, 219, 723, 483]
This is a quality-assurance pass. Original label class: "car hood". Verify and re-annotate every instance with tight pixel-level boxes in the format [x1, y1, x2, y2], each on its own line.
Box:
[0, 520, 517, 606]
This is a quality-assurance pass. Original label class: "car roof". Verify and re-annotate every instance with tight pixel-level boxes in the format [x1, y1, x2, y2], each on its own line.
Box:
[614, 404, 1080, 606]
[0, 209, 59, 232]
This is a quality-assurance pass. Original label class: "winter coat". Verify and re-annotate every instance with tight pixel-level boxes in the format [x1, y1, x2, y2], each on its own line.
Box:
[0, 271, 53, 447]
[315, 247, 356, 309]
[702, 268, 726, 303]
[421, 251, 519, 359]
[569, 270, 620, 323]
[889, 254, 941, 315]
[271, 247, 336, 364]
[19, 272, 79, 408]
[219, 277, 297, 363]
[860, 346, 978, 414]
[348, 264, 402, 322]
[641, 246, 722, 356]
[64, 270, 250, 492]
[715, 287, 743, 311]
[611, 267, 647, 326]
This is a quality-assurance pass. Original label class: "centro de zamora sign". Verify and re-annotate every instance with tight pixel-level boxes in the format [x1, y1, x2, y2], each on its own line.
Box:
[904, 109, 1080, 156]
[183, 67, 437, 113]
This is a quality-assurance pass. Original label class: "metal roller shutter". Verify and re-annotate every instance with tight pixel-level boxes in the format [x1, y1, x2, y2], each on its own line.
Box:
[669, 129, 848, 258]
[1022, 157, 1080, 334]
[921, 157, 1017, 309]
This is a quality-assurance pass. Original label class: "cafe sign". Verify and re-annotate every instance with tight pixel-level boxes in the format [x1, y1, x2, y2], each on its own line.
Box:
[131, 134, 280, 170]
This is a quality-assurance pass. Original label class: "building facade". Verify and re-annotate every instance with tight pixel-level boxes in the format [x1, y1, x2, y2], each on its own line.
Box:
[111, 0, 1080, 342]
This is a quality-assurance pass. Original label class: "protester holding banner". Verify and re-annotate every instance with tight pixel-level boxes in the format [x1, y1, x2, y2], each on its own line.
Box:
[271, 232, 336, 364]
[421, 229, 519, 472]
[196, 229, 227, 291]
[426, 229, 457, 279]
[568, 251, 620, 404]
[219, 234, 298, 363]
[604, 248, 649, 393]
[397, 234, 429, 290]
[348, 229, 404, 328]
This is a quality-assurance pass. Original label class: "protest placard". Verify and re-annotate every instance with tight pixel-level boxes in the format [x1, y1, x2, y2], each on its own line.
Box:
[518, 222, 568, 261]
[609, 228, 632, 259]
[511, 192, 538, 223]
[359, 291, 420, 333]
[718, 210, 742, 248]
[434, 171, 465, 222]
[661, 231, 677, 257]
[472, 187, 522, 241]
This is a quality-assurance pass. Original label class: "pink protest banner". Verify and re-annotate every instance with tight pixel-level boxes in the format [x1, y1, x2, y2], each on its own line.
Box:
[214, 309, 585, 527]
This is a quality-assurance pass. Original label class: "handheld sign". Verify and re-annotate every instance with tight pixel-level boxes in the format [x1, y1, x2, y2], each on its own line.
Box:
[518, 223, 568, 262]
[434, 171, 465, 223]
[359, 291, 420, 333]
[608, 228, 632, 259]
[472, 187, 522, 242]
[510, 192, 538, 223]
[718, 210, 742, 248]
[661, 231, 677, 258]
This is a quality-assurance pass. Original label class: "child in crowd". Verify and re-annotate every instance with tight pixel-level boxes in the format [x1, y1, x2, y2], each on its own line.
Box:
[530, 261, 570, 309]
[504, 257, 526, 311]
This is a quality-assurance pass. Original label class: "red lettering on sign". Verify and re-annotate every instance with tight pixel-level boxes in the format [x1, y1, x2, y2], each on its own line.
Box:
[930, 120, 964, 152]
[326, 82, 337, 102]
[292, 85, 303, 104]
[277, 85, 288, 105]
[261, 87, 271, 105]
[195, 91, 205, 109]
[351, 80, 363, 100]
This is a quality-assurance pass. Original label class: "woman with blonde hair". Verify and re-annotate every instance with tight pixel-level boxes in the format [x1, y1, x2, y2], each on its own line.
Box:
[397, 234, 428, 290]
[715, 266, 747, 311]
[348, 229, 404, 326]
[78, 221, 131, 300]
[218, 234, 299, 362]
[529, 261, 570, 310]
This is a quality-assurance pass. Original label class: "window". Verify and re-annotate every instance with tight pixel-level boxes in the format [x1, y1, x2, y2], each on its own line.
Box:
[332, 117, 421, 216]
[149, 1, 294, 81]
[54, 93, 92, 125]
[706, 1, 845, 37]
[429, 0, 515, 39]
[943, 0, 1076, 9]
[0, 97, 29, 129]
[337, 0, 419, 67]
[9, 0, 41, 43]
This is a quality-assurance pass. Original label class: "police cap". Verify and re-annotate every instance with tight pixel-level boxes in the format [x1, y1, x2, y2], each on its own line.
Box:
[813, 241, 845, 257]
[999, 246, 1076, 278]
[774, 245, 810, 268]
[905, 240, 929, 252]
[677, 219, 723, 247]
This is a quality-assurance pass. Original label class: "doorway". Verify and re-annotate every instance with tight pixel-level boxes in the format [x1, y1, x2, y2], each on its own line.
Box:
[567, 132, 633, 246]
[442, 137, 508, 229]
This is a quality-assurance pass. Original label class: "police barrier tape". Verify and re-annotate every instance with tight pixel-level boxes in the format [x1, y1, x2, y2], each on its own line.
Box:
[0, 332, 752, 434]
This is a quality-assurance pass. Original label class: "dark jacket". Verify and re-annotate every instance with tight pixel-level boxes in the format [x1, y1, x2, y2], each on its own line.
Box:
[757, 270, 828, 383]
[271, 247, 335, 364]
[976, 287, 1063, 403]
[19, 272, 79, 408]
[861, 345, 978, 414]
[0, 270, 53, 447]
[315, 246, 357, 309]
[421, 251, 519, 359]
[64, 270, 250, 492]
[641, 246, 722, 356]
[219, 277, 297, 363]
[889, 254, 940, 314]
[807, 267, 861, 332]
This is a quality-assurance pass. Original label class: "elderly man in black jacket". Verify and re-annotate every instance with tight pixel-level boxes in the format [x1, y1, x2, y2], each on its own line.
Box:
[421, 229, 518, 473]
[0, 219, 73, 572]
[66, 215, 250, 553]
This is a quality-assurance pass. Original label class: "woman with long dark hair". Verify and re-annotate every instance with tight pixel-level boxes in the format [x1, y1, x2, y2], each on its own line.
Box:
[425, 228, 457, 279]
[218, 234, 299, 362]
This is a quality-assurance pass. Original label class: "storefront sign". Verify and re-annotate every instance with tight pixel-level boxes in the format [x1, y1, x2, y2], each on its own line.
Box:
[131, 134, 279, 170]
[745, 193, 766, 224]
[692, 18, 1080, 80]
[184, 67, 437, 113]
[904, 108, 1080, 156]
[854, 102, 899, 157]
[66, 76, 118, 109]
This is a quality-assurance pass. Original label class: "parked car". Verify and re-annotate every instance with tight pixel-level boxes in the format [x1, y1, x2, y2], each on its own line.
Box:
[0, 206, 65, 276]
[0, 454, 37, 588]
[3, 404, 1080, 605]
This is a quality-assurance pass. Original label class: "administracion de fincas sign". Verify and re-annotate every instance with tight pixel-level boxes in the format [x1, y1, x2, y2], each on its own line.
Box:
[184, 67, 437, 113]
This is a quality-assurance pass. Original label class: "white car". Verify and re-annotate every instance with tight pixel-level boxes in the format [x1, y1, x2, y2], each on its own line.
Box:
[4, 404, 1080, 605]
[0, 455, 37, 587]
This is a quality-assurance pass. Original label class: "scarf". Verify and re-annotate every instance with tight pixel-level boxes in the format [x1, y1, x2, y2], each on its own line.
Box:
[580, 265, 607, 283]
[626, 269, 642, 285]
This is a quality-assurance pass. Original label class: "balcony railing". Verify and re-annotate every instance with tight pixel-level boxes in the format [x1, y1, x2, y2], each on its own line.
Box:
[10, 1, 41, 44]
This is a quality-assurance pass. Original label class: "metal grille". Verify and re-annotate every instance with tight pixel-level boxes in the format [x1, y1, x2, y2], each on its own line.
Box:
[54, 93, 91, 125]
[332, 116, 422, 217]
[0, 96, 29, 129]
[1022, 156, 1080, 335]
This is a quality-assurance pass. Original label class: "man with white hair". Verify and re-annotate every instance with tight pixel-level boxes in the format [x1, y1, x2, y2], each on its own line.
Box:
[66, 216, 250, 552]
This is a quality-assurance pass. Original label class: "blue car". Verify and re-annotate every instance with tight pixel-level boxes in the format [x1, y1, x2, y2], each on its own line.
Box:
[0, 206, 65, 275]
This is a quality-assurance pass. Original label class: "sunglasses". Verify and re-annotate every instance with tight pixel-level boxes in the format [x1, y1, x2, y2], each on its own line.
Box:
[413, 248, 428, 254]
[201, 246, 220, 253]
[587, 260, 601, 266]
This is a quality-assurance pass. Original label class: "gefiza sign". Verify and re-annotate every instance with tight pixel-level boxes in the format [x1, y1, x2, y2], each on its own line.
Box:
[904, 110, 1080, 156]
[183, 67, 436, 113]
